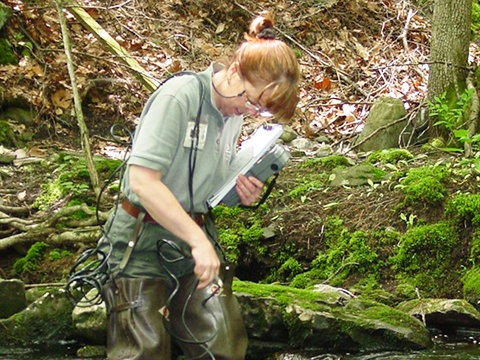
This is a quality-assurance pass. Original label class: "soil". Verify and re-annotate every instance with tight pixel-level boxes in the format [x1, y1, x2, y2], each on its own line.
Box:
[0, 0, 477, 298]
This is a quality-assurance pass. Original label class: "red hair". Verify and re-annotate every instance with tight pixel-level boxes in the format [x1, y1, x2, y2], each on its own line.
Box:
[231, 11, 301, 122]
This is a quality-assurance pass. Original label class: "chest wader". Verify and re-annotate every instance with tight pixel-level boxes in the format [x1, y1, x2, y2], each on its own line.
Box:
[102, 212, 171, 360]
[101, 211, 248, 360]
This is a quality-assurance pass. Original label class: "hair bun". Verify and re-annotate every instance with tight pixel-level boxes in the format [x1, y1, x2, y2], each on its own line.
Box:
[248, 10, 275, 40]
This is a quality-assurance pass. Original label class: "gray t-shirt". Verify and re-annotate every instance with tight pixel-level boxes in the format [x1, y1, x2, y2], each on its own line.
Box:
[123, 63, 243, 213]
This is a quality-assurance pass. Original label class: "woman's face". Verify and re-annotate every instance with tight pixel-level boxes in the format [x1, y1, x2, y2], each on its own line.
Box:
[217, 64, 272, 118]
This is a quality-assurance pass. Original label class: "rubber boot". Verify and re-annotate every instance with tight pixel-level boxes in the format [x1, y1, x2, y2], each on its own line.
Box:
[102, 277, 171, 360]
[167, 267, 248, 360]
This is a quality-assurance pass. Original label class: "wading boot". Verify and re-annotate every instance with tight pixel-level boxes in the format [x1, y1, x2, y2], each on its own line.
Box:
[167, 267, 248, 360]
[102, 277, 171, 360]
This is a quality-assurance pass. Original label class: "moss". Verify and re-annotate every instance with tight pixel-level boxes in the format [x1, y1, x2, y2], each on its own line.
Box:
[472, 2, 480, 39]
[463, 267, 480, 304]
[0, 38, 16, 65]
[213, 205, 265, 265]
[233, 280, 339, 311]
[366, 149, 414, 165]
[400, 166, 447, 206]
[13, 242, 49, 274]
[266, 257, 303, 283]
[288, 178, 323, 199]
[0, 120, 13, 145]
[299, 155, 351, 171]
[48, 249, 73, 261]
[470, 229, 480, 265]
[390, 222, 460, 296]
[445, 193, 480, 227]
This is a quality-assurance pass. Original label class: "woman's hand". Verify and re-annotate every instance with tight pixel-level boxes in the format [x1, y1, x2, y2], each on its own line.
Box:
[235, 174, 264, 206]
[191, 239, 221, 289]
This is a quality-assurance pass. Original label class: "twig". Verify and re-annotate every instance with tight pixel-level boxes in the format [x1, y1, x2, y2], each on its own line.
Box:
[349, 112, 411, 152]
[415, 287, 426, 326]
[399, 9, 416, 53]
[232, 0, 368, 97]
[55, 0, 100, 199]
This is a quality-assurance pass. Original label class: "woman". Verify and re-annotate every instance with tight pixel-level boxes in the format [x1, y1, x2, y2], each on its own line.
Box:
[100, 10, 301, 360]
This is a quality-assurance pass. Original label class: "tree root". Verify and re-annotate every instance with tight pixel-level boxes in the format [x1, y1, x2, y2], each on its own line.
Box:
[0, 204, 109, 251]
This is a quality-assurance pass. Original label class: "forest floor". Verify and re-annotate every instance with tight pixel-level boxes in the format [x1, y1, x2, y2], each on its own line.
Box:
[1, 0, 479, 300]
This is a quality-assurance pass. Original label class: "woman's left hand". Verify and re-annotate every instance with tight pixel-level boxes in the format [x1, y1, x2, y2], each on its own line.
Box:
[236, 174, 264, 206]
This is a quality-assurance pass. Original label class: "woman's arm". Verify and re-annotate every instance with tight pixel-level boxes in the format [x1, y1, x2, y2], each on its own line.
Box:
[129, 164, 220, 289]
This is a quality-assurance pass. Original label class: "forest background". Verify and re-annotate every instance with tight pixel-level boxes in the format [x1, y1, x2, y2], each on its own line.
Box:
[2, 0, 480, 307]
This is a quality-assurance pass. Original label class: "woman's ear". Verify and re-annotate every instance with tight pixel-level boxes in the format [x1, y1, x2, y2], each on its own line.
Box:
[226, 61, 240, 84]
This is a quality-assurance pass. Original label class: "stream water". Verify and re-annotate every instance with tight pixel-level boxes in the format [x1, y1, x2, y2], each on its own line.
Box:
[2, 342, 480, 360]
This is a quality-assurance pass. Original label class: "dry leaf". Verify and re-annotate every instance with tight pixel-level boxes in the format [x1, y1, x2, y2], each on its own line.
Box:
[216, 23, 226, 34]
[17, 190, 27, 202]
[51, 89, 73, 109]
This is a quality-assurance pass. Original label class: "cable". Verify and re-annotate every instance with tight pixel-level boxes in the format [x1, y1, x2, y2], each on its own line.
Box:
[156, 239, 218, 360]
[65, 124, 133, 306]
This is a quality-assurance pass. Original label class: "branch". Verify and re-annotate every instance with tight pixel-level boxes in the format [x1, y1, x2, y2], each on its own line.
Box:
[55, 0, 100, 199]
[0, 204, 30, 216]
[233, 0, 368, 98]
[349, 113, 410, 152]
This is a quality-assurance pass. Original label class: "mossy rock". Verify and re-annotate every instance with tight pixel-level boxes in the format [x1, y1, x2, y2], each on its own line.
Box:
[329, 164, 387, 187]
[366, 148, 414, 165]
[0, 288, 75, 346]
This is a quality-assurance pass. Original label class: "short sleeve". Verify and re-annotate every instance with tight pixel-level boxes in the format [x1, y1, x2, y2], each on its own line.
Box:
[128, 95, 187, 175]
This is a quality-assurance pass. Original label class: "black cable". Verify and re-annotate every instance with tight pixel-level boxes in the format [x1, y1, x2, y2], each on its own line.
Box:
[156, 239, 218, 360]
[65, 124, 133, 306]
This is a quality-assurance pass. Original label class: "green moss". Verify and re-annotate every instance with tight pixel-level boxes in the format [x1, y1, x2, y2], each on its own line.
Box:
[48, 249, 73, 261]
[463, 267, 480, 304]
[400, 166, 447, 206]
[472, 2, 480, 39]
[0, 120, 13, 145]
[299, 155, 351, 171]
[13, 242, 49, 274]
[0, 38, 16, 65]
[470, 229, 480, 265]
[288, 178, 323, 199]
[390, 222, 460, 296]
[445, 193, 480, 227]
[213, 205, 265, 264]
[366, 149, 414, 165]
[267, 257, 303, 283]
[233, 280, 338, 311]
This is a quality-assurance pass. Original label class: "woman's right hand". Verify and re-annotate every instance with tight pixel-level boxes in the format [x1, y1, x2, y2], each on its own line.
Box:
[190, 238, 221, 289]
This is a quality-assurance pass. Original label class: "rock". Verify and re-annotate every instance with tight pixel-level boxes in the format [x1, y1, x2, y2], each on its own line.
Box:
[280, 126, 297, 143]
[234, 281, 432, 356]
[0, 287, 75, 346]
[354, 96, 408, 151]
[397, 298, 480, 329]
[76, 345, 106, 358]
[72, 289, 108, 345]
[0, 279, 27, 319]
[291, 138, 315, 152]
[329, 164, 387, 187]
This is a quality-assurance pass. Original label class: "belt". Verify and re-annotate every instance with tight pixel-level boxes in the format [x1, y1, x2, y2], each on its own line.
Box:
[121, 198, 207, 227]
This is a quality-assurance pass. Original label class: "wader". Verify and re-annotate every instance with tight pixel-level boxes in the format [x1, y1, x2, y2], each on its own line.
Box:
[101, 205, 248, 360]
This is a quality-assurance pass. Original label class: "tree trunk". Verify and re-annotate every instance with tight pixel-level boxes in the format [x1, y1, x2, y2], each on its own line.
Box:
[427, 0, 472, 137]
[428, 0, 471, 99]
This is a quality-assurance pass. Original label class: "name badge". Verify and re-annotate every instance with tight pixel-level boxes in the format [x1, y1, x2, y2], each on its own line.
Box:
[183, 122, 208, 150]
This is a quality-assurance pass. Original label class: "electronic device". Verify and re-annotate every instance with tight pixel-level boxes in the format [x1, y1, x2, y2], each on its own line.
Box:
[207, 124, 291, 208]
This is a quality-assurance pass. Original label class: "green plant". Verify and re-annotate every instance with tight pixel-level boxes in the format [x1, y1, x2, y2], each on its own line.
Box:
[427, 89, 474, 149]
[400, 213, 417, 228]
[13, 242, 49, 274]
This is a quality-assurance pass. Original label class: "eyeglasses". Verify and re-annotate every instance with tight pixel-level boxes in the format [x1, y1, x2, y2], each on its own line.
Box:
[243, 93, 273, 118]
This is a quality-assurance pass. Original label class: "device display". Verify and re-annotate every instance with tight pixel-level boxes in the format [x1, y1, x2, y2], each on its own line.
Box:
[207, 124, 290, 208]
